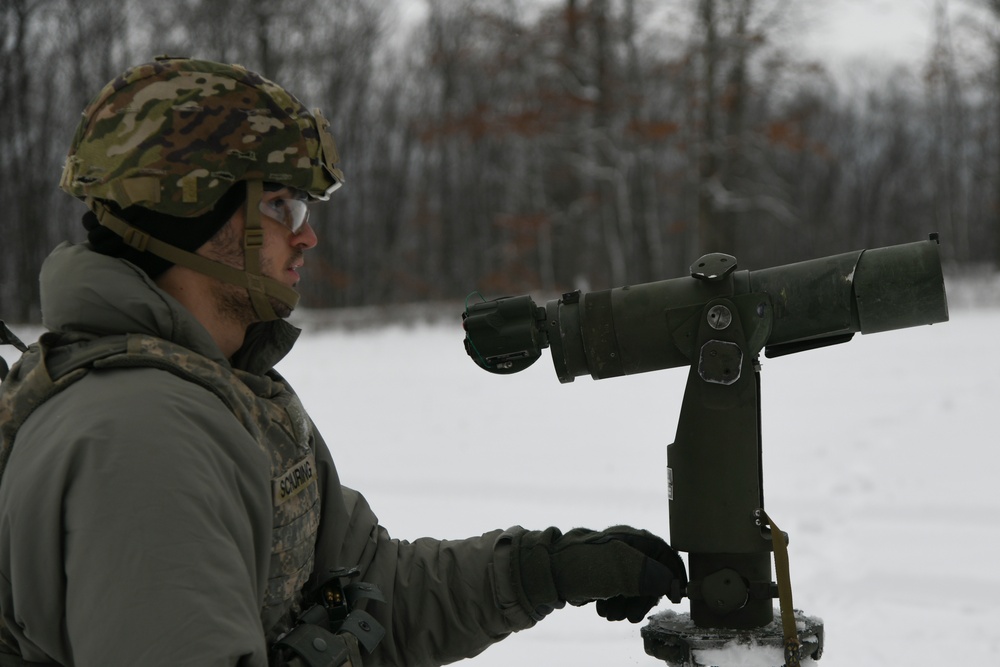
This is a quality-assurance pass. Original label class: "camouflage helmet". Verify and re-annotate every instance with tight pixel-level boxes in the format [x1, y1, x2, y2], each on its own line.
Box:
[59, 55, 344, 217]
[59, 56, 344, 324]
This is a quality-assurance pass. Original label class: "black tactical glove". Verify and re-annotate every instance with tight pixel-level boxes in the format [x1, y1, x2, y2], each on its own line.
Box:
[510, 526, 687, 623]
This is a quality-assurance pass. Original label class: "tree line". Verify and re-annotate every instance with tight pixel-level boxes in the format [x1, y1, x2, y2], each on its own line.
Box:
[2, 0, 997, 321]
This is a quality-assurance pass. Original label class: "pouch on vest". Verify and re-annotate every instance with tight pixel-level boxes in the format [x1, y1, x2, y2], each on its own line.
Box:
[272, 567, 385, 667]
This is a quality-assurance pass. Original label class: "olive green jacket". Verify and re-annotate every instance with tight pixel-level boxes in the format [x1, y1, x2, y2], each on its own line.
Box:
[0, 243, 535, 666]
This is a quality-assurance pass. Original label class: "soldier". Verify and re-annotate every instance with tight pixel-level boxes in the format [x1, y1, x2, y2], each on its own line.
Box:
[0, 57, 686, 666]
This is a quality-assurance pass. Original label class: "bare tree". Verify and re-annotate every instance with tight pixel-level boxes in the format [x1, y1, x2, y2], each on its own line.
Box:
[1, 0, 86, 320]
[926, 1, 973, 262]
[965, 0, 1000, 265]
[6, 0, 1000, 320]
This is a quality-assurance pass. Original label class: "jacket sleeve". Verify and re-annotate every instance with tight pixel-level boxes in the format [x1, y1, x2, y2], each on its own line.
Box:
[0, 369, 275, 667]
[308, 432, 538, 667]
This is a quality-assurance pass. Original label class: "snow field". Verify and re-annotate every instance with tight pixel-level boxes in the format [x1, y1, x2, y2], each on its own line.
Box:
[287, 305, 998, 666]
[1, 303, 994, 665]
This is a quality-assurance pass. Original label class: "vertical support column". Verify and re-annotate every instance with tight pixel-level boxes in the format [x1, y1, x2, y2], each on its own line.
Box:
[667, 298, 773, 629]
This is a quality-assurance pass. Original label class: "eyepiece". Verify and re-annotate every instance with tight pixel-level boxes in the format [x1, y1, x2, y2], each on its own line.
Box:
[462, 295, 547, 374]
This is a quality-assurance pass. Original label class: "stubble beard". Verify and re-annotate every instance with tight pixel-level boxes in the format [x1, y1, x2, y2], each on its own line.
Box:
[203, 221, 295, 326]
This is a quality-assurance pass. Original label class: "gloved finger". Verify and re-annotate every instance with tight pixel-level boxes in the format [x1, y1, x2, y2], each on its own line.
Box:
[603, 529, 688, 583]
[596, 597, 627, 621]
[596, 595, 657, 623]
[625, 596, 656, 622]
[639, 556, 687, 601]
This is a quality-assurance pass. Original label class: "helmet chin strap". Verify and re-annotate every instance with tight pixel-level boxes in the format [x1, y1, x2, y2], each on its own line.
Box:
[242, 179, 283, 322]
[89, 180, 299, 322]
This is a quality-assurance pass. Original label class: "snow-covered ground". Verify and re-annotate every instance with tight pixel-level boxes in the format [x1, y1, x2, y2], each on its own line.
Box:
[2, 290, 996, 666]
[286, 298, 998, 666]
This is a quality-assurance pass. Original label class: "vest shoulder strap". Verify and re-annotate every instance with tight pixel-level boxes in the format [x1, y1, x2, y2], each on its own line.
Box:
[0, 332, 127, 481]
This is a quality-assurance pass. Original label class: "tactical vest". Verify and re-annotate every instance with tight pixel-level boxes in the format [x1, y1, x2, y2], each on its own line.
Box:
[0, 330, 321, 660]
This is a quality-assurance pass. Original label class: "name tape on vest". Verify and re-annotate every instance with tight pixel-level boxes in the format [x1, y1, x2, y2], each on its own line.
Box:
[272, 455, 316, 506]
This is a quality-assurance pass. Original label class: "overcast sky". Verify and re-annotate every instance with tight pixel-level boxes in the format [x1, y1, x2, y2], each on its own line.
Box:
[393, 0, 974, 78]
[800, 0, 944, 67]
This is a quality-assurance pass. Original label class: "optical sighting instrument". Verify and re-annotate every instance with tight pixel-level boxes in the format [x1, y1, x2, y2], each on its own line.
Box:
[462, 235, 949, 666]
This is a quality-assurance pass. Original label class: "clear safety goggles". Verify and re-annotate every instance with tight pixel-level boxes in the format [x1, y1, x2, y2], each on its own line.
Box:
[259, 188, 311, 234]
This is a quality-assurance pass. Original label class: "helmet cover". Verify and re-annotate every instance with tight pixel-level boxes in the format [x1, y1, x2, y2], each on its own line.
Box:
[60, 56, 343, 217]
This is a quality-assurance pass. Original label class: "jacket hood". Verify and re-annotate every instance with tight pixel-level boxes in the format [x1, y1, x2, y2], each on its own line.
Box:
[39, 242, 299, 372]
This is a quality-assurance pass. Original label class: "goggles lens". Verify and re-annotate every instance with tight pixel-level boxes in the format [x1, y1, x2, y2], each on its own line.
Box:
[259, 192, 310, 233]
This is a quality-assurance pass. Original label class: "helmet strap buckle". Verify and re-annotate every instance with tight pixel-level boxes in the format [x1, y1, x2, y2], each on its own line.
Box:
[121, 226, 151, 252]
[244, 228, 264, 249]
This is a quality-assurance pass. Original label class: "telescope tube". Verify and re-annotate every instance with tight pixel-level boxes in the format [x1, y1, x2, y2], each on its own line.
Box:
[538, 236, 948, 382]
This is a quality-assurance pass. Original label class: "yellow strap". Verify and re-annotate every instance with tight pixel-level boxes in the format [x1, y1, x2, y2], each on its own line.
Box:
[756, 509, 801, 666]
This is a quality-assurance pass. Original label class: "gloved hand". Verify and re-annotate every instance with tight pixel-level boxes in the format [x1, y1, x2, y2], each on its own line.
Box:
[510, 526, 687, 623]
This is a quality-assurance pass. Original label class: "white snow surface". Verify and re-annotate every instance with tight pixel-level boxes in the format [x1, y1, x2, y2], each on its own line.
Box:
[694, 643, 809, 667]
[2, 301, 997, 666]
[283, 303, 998, 666]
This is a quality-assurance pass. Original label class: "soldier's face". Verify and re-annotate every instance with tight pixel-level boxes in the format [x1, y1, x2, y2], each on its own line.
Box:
[257, 187, 319, 290]
[201, 188, 319, 323]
